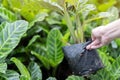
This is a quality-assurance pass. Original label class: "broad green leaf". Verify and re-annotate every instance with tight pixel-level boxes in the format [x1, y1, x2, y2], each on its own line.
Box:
[0, 22, 6, 32]
[79, 0, 88, 4]
[0, 20, 28, 58]
[6, 70, 20, 80]
[20, 1, 42, 21]
[66, 75, 84, 80]
[0, 72, 7, 80]
[0, 6, 17, 22]
[29, 13, 48, 28]
[0, 63, 7, 74]
[18, 0, 61, 21]
[27, 35, 40, 47]
[65, 0, 77, 5]
[111, 40, 117, 49]
[115, 39, 120, 47]
[98, 50, 111, 70]
[47, 29, 63, 67]
[0, 70, 20, 80]
[11, 57, 30, 80]
[31, 51, 50, 70]
[111, 57, 120, 79]
[6, 0, 28, 12]
[84, 4, 96, 11]
[81, 4, 96, 19]
[57, 0, 65, 7]
[37, 0, 63, 12]
[20, 75, 29, 80]
[108, 7, 119, 22]
[46, 77, 56, 80]
[62, 31, 70, 46]
[97, 12, 113, 18]
[90, 69, 115, 80]
[98, 0, 116, 11]
[28, 62, 42, 80]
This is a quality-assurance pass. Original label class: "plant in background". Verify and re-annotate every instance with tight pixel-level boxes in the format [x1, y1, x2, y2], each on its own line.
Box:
[0, 0, 120, 80]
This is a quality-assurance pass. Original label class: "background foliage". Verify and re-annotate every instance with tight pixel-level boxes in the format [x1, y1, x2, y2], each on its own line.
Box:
[0, 0, 120, 80]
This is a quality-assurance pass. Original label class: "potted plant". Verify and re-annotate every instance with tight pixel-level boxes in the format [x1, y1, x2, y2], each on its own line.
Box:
[61, 0, 104, 76]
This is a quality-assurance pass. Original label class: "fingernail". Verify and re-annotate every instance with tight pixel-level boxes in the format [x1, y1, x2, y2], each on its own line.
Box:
[86, 45, 90, 50]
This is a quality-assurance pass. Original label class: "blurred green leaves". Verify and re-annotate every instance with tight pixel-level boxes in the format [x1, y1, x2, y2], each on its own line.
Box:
[31, 29, 64, 69]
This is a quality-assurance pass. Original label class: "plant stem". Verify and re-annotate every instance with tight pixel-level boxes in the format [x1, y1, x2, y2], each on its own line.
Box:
[64, 9, 76, 43]
[76, 14, 84, 43]
[52, 67, 57, 76]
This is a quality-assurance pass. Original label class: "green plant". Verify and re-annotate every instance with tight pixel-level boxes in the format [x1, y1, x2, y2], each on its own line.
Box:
[89, 50, 120, 80]
[1, 0, 120, 80]
[31, 29, 64, 75]
[10, 57, 42, 80]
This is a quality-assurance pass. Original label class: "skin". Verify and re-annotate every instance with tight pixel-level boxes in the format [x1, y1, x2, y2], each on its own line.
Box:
[86, 19, 120, 50]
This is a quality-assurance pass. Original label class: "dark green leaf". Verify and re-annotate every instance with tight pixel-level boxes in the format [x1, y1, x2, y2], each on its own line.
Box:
[28, 62, 42, 80]
[98, 50, 112, 70]
[66, 75, 84, 80]
[0, 20, 28, 57]
[111, 57, 120, 79]
[27, 35, 40, 47]
[31, 51, 50, 70]
[11, 57, 30, 80]
[90, 69, 115, 80]
[6, 70, 20, 80]
[47, 29, 63, 67]
[0, 6, 17, 22]
[46, 77, 56, 80]
[0, 20, 28, 58]
[29, 12, 48, 28]
[20, 75, 29, 80]
[0, 63, 7, 74]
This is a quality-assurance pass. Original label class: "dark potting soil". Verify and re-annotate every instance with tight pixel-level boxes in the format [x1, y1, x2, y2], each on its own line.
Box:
[62, 41, 104, 76]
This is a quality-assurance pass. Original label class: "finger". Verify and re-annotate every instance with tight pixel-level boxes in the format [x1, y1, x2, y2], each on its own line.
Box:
[91, 33, 95, 41]
[86, 39, 100, 50]
[89, 39, 100, 46]
[90, 44, 103, 49]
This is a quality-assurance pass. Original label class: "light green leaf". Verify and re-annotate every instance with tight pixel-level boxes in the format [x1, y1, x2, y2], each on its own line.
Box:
[65, 0, 77, 5]
[38, 0, 63, 12]
[90, 69, 115, 80]
[20, 1, 42, 21]
[11, 57, 30, 80]
[57, 0, 65, 7]
[81, 4, 96, 19]
[79, 0, 88, 4]
[0, 6, 17, 22]
[0, 63, 7, 74]
[98, 0, 116, 11]
[111, 40, 118, 49]
[27, 35, 40, 47]
[66, 75, 84, 80]
[31, 51, 50, 70]
[20, 75, 29, 80]
[0, 70, 20, 80]
[29, 13, 48, 28]
[0, 20, 28, 58]
[97, 12, 113, 18]
[6, 70, 20, 80]
[46, 77, 56, 80]
[108, 7, 119, 22]
[6, 0, 25, 11]
[84, 4, 96, 11]
[28, 62, 42, 80]
[111, 57, 120, 79]
[98, 50, 112, 70]
[47, 29, 64, 67]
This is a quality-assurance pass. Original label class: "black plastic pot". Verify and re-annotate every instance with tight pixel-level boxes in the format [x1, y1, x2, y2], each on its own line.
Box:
[62, 41, 104, 76]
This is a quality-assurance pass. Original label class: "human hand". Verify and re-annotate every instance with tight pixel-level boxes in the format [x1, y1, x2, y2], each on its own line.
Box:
[86, 19, 120, 50]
